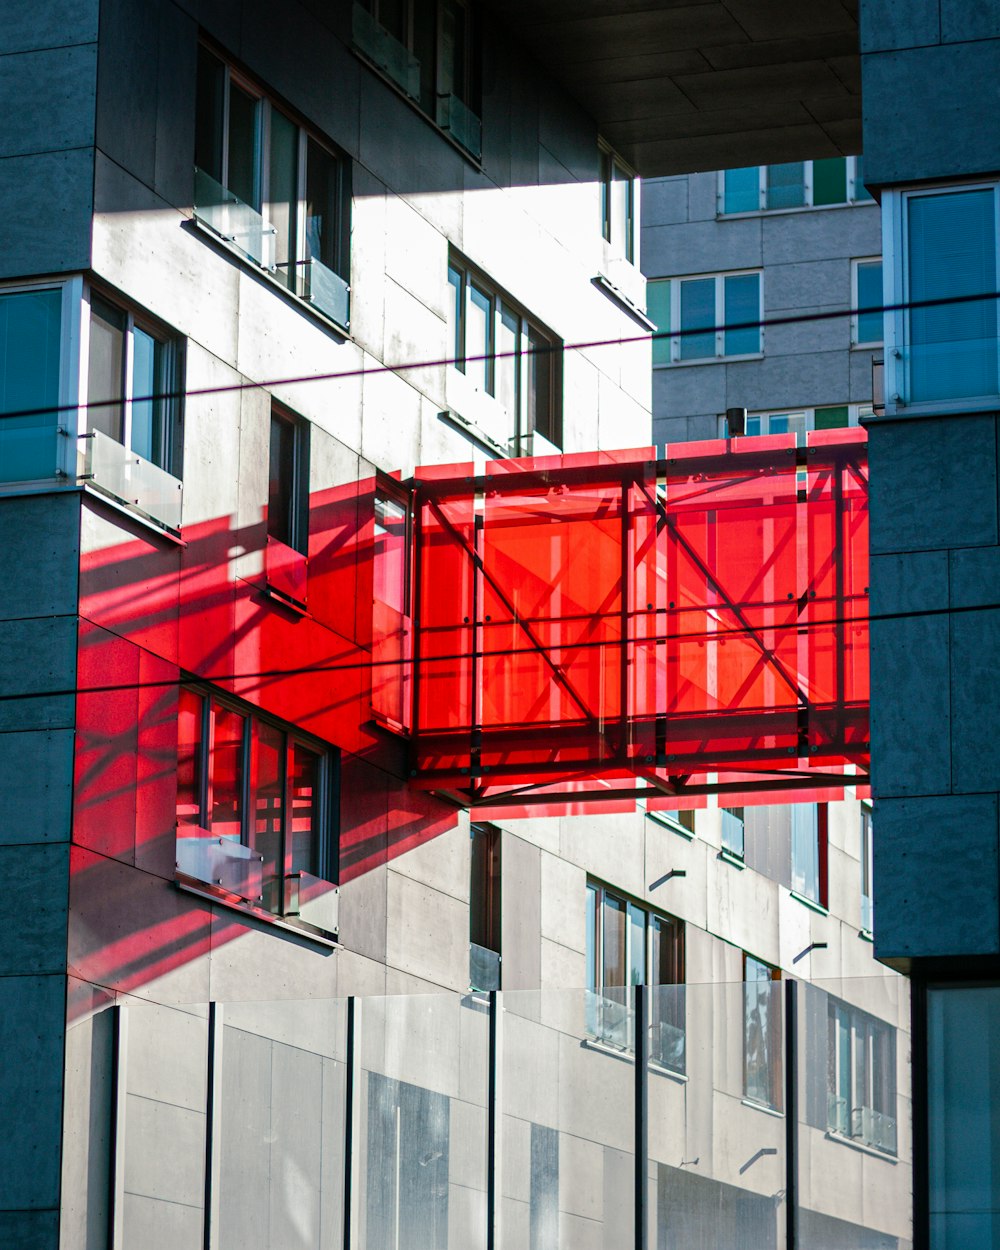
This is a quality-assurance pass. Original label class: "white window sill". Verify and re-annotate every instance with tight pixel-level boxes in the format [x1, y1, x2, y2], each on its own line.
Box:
[645, 810, 695, 840]
[581, 1037, 688, 1083]
[789, 889, 828, 916]
[851, 341, 883, 351]
[718, 200, 877, 221]
[663, 353, 764, 368]
[176, 877, 339, 949]
[718, 848, 746, 870]
[741, 1097, 784, 1118]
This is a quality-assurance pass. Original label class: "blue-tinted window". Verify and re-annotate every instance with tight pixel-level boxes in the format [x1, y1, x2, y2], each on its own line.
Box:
[0, 287, 62, 483]
[724, 167, 759, 214]
[679, 277, 715, 360]
[908, 188, 997, 402]
[647, 279, 670, 365]
[855, 261, 883, 345]
[766, 162, 805, 209]
[724, 273, 760, 355]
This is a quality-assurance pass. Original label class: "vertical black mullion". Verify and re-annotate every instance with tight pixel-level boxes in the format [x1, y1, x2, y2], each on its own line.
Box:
[199, 695, 211, 828]
[785, 978, 799, 1250]
[634, 983, 648, 1250]
[342, 996, 356, 1250]
[204, 1001, 223, 1250]
[279, 733, 291, 913]
[487, 989, 499, 1250]
[241, 714, 253, 848]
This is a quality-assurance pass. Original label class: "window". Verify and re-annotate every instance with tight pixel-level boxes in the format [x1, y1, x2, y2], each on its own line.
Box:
[194, 44, 351, 327]
[352, 0, 481, 159]
[647, 807, 695, 838]
[600, 145, 636, 262]
[721, 807, 745, 859]
[268, 406, 309, 555]
[447, 256, 561, 452]
[722, 404, 868, 437]
[650, 272, 761, 363]
[885, 183, 1000, 409]
[828, 998, 897, 1154]
[0, 284, 65, 484]
[791, 803, 828, 908]
[852, 259, 884, 346]
[175, 688, 338, 934]
[743, 954, 782, 1110]
[371, 484, 413, 729]
[721, 157, 873, 215]
[860, 803, 873, 934]
[469, 821, 501, 990]
[365, 1074, 449, 1250]
[585, 882, 685, 1072]
[85, 292, 181, 475]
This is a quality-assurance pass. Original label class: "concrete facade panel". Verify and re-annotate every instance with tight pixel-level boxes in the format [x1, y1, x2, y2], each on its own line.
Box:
[0, 729, 74, 845]
[153, 1, 198, 208]
[0, 614, 76, 732]
[873, 793, 999, 958]
[121, 1192, 203, 1250]
[384, 870, 467, 989]
[0, 492, 81, 621]
[863, 41, 1000, 186]
[0, 148, 94, 278]
[940, 0, 1000, 41]
[859, 0, 940, 53]
[95, 0, 158, 186]
[0, 973, 66, 1210]
[123, 1094, 206, 1207]
[644, 217, 763, 277]
[765, 258, 850, 313]
[501, 833, 541, 991]
[0, 843, 70, 975]
[0, 0, 98, 55]
[59, 1006, 113, 1250]
[762, 205, 881, 266]
[641, 176, 688, 228]
[0, 44, 97, 160]
[950, 606, 1000, 793]
[868, 416, 998, 554]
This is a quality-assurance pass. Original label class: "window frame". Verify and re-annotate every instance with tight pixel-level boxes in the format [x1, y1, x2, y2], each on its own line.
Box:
[267, 402, 310, 556]
[447, 253, 562, 453]
[721, 806, 745, 860]
[827, 996, 897, 1154]
[194, 42, 351, 328]
[600, 143, 638, 264]
[851, 257, 885, 348]
[860, 802, 873, 936]
[175, 685, 339, 925]
[80, 286, 183, 477]
[790, 802, 829, 910]
[883, 180, 1000, 417]
[718, 156, 874, 216]
[652, 270, 763, 365]
[743, 953, 783, 1112]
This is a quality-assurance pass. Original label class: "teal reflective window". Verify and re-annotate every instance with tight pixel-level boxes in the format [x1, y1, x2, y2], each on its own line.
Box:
[724, 166, 759, 213]
[0, 287, 62, 483]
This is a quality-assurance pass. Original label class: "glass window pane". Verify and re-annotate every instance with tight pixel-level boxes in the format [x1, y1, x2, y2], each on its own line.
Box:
[602, 893, 626, 988]
[856, 260, 884, 345]
[646, 279, 671, 365]
[679, 277, 715, 360]
[269, 110, 299, 290]
[305, 137, 341, 274]
[909, 189, 998, 401]
[526, 324, 556, 446]
[254, 721, 285, 911]
[211, 704, 245, 841]
[611, 160, 633, 260]
[194, 45, 226, 181]
[438, 0, 468, 103]
[724, 166, 759, 214]
[724, 272, 760, 355]
[268, 410, 296, 545]
[791, 804, 820, 901]
[227, 83, 260, 207]
[88, 296, 126, 442]
[767, 411, 807, 436]
[600, 149, 612, 241]
[130, 327, 169, 467]
[467, 282, 492, 393]
[813, 156, 847, 206]
[721, 806, 745, 856]
[744, 956, 781, 1109]
[289, 741, 320, 877]
[176, 689, 204, 828]
[0, 287, 62, 483]
[628, 903, 646, 986]
[814, 405, 850, 430]
[374, 494, 408, 612]
[766, 162, 805, 210]
[496, 303, 518, 416]
[853, 154, 874, 202]
[447, 264, 464, 368]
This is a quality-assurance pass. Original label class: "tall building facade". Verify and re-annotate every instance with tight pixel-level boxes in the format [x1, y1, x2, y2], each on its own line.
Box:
[0, 3, 919, 1249]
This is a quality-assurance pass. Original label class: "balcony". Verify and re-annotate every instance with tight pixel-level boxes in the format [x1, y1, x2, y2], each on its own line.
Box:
[299, 256, 350, 329]
[283, 871, 339, 938]
[193, 167, 277, 271]
[78, 429, 183, 532]
[469, 942, 501, 992]
[436, 92, 482, 160]
[175, 830, 264, 903]
[352, 3, 421, 99]
[852, 1105, 898, 1155]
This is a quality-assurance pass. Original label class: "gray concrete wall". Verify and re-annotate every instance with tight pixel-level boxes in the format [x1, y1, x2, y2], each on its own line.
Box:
[641, 170, 881, 447]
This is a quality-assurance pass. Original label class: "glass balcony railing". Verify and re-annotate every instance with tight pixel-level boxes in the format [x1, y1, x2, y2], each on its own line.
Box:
[469, 941, 500, 992]
[300, 256, 350, 328]
[78, 429, 183, 531]
[283, 871, 339, 937]
[352, 3, 421, 100]
[175, 830, 264, 903]
[193, 167, 277, 271]
[436, 92, 482, 160]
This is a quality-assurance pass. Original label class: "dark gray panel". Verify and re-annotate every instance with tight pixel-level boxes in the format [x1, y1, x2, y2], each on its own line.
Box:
[0, 44, 97, 158]
[0, 492, 81, 621]
[0, 1208, 59, 1250]
[862, 41, 1000, 186]
[0, 843, 70, 975]
[941, 0, 1000, 42]
[867, 416, 998, 555]
[859, 0, 939, 53]
[950, 605, 1000, 793]
[0, 729, 74, 844]
[0, 973, 66, 1209]
[0, 148, 94, 277]
[950, 545, 1000, 609]
[0, 0, 98, 55]
[154, 1, 198, 207]
[869, 551, 951, 798]
[873, 793, 1000, 958]
[0, 614, 76, 732]
[95, 0, 159, 188]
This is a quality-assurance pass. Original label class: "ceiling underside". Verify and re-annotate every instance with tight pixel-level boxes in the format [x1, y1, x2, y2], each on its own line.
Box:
[488, 0, 862, 177]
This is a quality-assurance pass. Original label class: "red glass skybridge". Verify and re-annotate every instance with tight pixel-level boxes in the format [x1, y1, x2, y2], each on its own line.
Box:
[373, 430, 869, 817]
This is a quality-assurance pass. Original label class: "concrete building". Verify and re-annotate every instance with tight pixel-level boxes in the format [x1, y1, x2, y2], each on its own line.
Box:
[0, 2, 952, 1248]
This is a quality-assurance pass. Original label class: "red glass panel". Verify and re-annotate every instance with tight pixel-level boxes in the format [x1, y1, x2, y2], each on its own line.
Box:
[210, 704, 244, 841]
